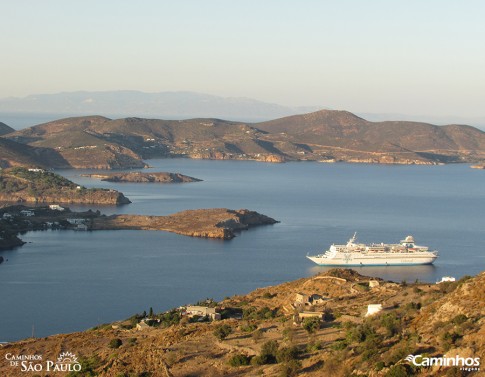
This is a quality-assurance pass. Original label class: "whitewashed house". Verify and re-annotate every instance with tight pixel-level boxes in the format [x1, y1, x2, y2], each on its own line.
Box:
[185, 306, 221, 321]
[49, 204, 65, 211]
[365, 304, 383, 317]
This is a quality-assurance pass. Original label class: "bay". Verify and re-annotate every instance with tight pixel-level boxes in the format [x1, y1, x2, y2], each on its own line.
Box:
[1, 160, 484, 342]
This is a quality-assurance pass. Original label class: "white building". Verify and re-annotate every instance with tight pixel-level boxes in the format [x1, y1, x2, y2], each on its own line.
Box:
[67, 218, 85, 225]
[365, 304, 383, 317]
[185, 306, 221, 321]
[20, 210, 34, 217]
[49, 204, 65, 211]
[369, 280, 380, 288]
[436, 276, 456, 284]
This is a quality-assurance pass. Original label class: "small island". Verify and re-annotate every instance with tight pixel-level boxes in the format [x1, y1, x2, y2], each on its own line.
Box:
[0, 167, 131, 205]
[81, 171, 202, 183]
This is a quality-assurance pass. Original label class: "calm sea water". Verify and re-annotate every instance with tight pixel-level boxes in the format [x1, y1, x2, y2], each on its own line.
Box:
[1, 160, 484, 341]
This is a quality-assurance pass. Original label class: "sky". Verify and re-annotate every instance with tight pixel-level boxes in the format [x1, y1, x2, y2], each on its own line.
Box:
[1, 0, 485, 118]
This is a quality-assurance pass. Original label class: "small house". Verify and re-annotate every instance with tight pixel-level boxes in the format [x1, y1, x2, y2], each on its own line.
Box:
[294, 311, 324, 324]
[49, 204, 65, 211]
[298, 311, 324, 319]
[67, 218, 85, 225]
[295, 293, 309, 305]
[309, 294, 325, 305]
[294, 293, 326, 307]
[20, 210, 34, 217]
[185, 306, 221, 321]
[136, 321, 150, 331]
[365, 304, 383, 317]
[369, 280, 380, 288]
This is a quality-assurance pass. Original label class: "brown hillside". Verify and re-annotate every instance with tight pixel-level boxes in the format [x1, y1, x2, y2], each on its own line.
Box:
[255, 109, 368, 136]
[257, 110, 485, 152]
[0, 138, 70, 169]
[0, 269, 482, 376]
[5, 111, 485, 168]
[0, 167, 130, 204]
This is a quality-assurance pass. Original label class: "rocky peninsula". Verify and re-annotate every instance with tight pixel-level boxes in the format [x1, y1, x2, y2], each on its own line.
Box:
[82, 171, 202, 183]
[91, 208, 278, 239]
[0, 206, 278, 250]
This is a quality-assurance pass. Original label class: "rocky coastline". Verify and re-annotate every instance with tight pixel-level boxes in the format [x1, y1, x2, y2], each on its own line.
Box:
[0, 235, 25, 251]
[0, 167, 131, 205]
[0, 191, 131, 205]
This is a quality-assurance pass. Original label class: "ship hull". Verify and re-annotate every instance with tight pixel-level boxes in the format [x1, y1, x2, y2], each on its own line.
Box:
[306, 254, 437, 266]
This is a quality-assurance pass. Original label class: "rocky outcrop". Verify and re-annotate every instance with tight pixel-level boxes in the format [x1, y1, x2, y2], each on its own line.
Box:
[470, 164, 485, 169]
[0, 235, 25, 251]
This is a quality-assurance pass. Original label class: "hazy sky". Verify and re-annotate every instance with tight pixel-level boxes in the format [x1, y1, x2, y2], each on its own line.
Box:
[1, 1, 484, 117]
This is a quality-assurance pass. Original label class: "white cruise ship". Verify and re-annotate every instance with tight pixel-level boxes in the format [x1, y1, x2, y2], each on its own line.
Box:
[307, 233, 438, 266]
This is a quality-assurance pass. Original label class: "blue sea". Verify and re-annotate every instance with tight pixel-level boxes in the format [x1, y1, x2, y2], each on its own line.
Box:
[1, 159, 484, 341]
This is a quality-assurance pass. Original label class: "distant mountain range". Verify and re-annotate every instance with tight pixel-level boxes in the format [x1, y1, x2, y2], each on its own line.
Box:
[0, 91, 321, 122]
[1, 109, 484, 169]
[2, 91, 485, 130]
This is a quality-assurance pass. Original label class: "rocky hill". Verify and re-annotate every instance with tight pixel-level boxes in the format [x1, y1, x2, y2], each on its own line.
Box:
[3, 110, 485, 168]
[0, 138, 70, 169]
[256, 110, 485, 164]
[0, 167, 130, 204]
[0, 122, 15, 135]
[0, 269, 482, 376]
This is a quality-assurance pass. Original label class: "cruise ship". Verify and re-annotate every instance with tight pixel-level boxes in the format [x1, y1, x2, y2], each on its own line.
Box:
[307, 233, 438, 266]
